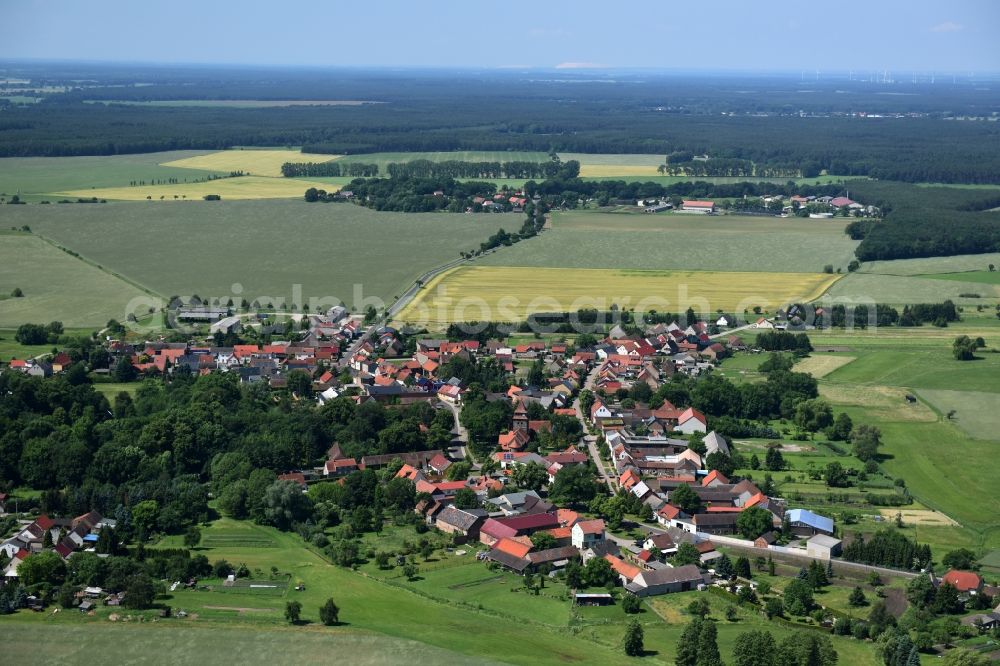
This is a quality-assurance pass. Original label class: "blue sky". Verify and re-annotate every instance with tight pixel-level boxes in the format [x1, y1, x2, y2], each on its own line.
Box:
[3, 0, 998, 71]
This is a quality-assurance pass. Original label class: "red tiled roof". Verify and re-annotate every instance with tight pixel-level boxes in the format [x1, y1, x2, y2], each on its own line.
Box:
[941, 570, 983, 592]
[604, 555, 641, 581]
[702, 470, 729, 486]
[495, 537, 532, 559]
[574, 518, 605, 535]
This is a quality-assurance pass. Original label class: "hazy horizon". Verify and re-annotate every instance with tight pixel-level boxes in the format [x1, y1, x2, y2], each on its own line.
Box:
[3, 0, 998, 72]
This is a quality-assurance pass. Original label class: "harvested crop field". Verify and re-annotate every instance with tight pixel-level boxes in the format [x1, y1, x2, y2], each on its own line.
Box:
[54, 175, 336, 201]
[161, 149, 338, 177]
[557, 153, 666, 177]
[793, 354, 856, 378]
[878, 509, 958, 527]
[395, 265, 840, 325]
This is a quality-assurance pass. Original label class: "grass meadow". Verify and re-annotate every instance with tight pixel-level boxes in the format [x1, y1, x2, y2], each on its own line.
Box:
[2, 200, 507, 314]
[396, 265, 839, 325]
[0, 517, 880, 665]
[809, 327, 1000, 547]
[721, 322, 1000, 559]
[477, 211, 860, 274]
[823, 272, 1000, 306]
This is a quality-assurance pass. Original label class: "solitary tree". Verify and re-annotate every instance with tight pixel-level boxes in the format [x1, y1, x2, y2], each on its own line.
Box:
[183, 526, 201, 548]
[284, 600, 302, 624]
[623, 618, 644, 657]
[319, 598, 340, 625]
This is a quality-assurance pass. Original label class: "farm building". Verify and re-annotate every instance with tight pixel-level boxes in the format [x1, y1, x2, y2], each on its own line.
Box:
[434, 506, 487, 540]
[805, 534, 842, 560]
[786, 509, 834, 536]
[680, 200, 715, 214]
[625, 564, 707, 597]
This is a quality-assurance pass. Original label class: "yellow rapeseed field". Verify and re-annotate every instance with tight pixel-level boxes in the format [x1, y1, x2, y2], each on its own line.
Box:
[396, 265, 840, 326]
[160, 149, 339, 177]
[54, 175, 338, 201]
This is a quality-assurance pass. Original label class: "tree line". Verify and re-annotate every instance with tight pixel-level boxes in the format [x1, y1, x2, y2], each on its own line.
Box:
[280, 161, 379, 177]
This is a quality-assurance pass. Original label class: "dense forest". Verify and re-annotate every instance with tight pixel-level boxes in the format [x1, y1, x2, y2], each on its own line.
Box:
[847, 181, 1000, 260]
[0, 370, 463, 534]
[1, 64, 999, 184]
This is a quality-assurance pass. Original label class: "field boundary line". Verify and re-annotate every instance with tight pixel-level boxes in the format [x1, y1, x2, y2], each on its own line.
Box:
[33, 232, 165, 300]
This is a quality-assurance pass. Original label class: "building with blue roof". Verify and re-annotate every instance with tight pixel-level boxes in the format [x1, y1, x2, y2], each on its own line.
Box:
[786, 508, 834, 536]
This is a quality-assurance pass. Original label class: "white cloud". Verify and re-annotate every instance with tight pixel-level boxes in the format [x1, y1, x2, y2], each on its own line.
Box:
[555, 62, 607, 69]
[930, 21, 963, 33]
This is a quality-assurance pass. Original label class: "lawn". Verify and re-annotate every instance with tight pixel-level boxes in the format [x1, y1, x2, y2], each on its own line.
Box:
[161, 149, 338, 178]
[0, 151, 222, 197]
[0, 234, 150, 328]
[395, 265, 839, 326]
[53, 175, 337, 201]
[5, 200, 506, 315]
[477, 211, 859, 274]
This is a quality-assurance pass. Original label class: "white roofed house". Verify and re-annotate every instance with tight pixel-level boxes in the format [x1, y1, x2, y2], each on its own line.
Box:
[702, 431, 730, 457]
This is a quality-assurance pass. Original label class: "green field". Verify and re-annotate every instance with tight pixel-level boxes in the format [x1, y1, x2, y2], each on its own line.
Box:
[0, 200, 509, 318]
[920, 270, 1000, 285]
[858, 252, 1000, 277]
[0, 233, 149, 328]
[477, 211, 859, 274]
[1, 518, 879, 665]
[823, 252, 1000, 305]
[824, 272, 1000, 305]
[0, 151, 222, 198]
[0, 623, 497, 665]
[916, 389, 1000, 441]
[810, 328, 1000, 537]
